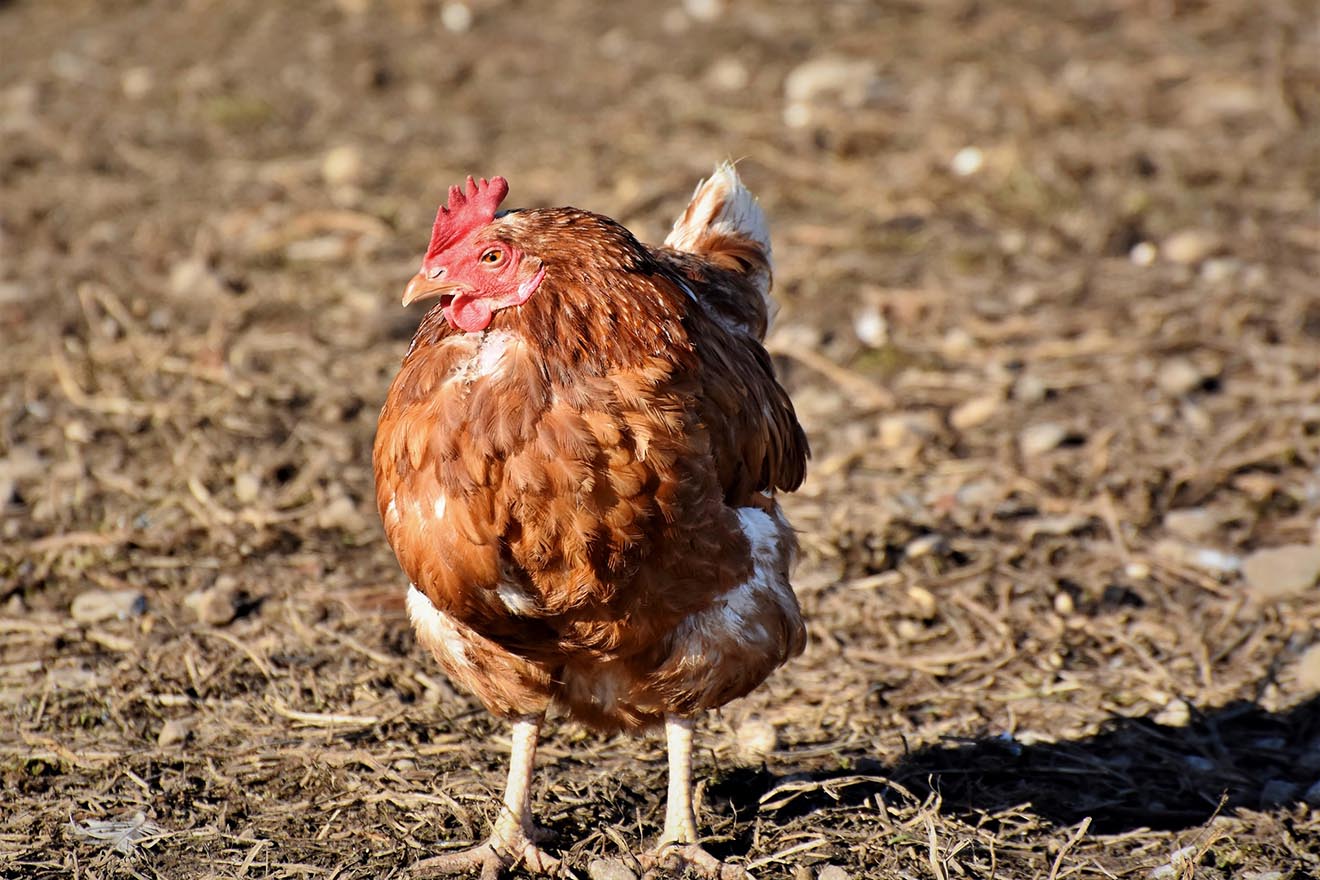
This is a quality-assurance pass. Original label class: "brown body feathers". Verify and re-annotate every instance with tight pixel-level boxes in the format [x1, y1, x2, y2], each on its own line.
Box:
[374, 165, 808, 731]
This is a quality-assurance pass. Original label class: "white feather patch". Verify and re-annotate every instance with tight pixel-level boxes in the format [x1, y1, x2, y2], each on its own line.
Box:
[673, 506, 794, 652]
[495, 579, 537, 616]
[406, 584, 469, 668]
[664, 161, 772, 266]
[444, 330, 518, 388]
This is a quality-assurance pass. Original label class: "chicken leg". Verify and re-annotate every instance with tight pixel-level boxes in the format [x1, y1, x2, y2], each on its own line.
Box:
[412, 715, 560, 880]
[640, 714, 751, 880]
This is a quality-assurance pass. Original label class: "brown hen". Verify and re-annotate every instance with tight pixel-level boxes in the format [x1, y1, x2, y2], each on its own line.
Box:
[374, 164, 808, 879]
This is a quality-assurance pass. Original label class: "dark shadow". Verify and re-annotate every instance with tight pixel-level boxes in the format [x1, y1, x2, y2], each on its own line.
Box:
[714, 696, 1320, 835]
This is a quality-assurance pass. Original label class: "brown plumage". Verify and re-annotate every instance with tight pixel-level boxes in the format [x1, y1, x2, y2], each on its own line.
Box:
[374, 164, 807, 879]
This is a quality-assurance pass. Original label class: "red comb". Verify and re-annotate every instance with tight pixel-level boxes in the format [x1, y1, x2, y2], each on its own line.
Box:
[425, 175, 509, 261]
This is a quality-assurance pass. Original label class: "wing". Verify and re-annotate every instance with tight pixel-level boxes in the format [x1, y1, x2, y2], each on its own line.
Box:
[688, 302, 809, 501]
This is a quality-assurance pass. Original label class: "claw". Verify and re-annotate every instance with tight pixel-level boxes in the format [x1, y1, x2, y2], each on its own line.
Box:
[640, 843, 752, 880]
[412, 832, 564, 879]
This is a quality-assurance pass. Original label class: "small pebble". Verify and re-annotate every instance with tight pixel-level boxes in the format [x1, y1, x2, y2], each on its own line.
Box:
[1199, 257, 1241, 283]
[682, 0, 723, 22]
[1156, 358, 1204, 396]
[121, 67, 153, 100]
[1124, 560, 1151, 580]
[1129, 241, 1157, 266]
[71, 589, 146, 625]
[1012, 374, 1047, 404]
[940, 327, 974, 356]
[706, 58, 748, 92]
[1162, 508, 1218, 541]
[1162, 230, 1219, 265]
[169, 259, 227, 299]
[1154, 698, 1191, 727]
[321, 144, 364, 186]
[950, 393, 1002, 431]
[1151, 539, 1241, 574]
[1242, 545, 1320, 599]
[63, 420, 92, 443]
[950, 146, 984, 177]
[1053, 591, 1075, 616]
[818, 867, 851, 880]
[852, 306, 887, 348]
[440, 2, 473, 33]
[1292, 643, 1320, 691]
[234, 471, 261, 504]
[185, 579, 240, 627]
[1018, 422, 1067, 457]
[906, 585, 938, 620]
[905, 534, 945, 560]
[587, 859, 638, 880]
[157, 719, 191, 748]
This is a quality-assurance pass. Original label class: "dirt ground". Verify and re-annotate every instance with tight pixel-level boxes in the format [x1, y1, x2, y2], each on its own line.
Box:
[3, 0, 1320, 877]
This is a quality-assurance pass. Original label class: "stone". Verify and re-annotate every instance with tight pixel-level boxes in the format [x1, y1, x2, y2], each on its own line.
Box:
[1013, 374, 1047, 404]
[1156, 358, 1204, 396]
[587, 859, 638, 880]
[1162, 230, 1219, 265]
[169, 259, 228, 299]
[950, 393, 1002, 431]
[157, 719, 191, 748]
[1162, 508, 1218, 542]
[1242, 545, 1320, 599]
[321, 144, 363, 186]
[1293, 643, 1320, 691]
[1154, 698, 1191, 727]
[233, 471, 261, 504]
[1018, 422, 1067, 457]
[819, 868, 851, 880]
[185, 575, 241, 626]
[706, 58, 749, 92]
[683, 0, 723, 22]
[950, 146, 984, 177]
[1129, 241, 1157, 266]
[440, 3, 473, 33]
[71, 589, 146, 624]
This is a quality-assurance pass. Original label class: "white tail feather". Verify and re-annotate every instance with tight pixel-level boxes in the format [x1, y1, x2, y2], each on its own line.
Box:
[665, 161, 772, 264]
[665, 162, 774, 332]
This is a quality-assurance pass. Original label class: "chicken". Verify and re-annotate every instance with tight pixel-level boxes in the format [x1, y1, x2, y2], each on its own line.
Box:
[373, 163, 808, 879]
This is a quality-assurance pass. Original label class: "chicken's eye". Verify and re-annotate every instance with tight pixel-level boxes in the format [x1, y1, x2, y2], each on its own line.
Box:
[480, 248, 505, 266]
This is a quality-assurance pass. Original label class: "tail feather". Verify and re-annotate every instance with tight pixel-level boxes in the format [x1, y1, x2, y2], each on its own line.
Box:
[665, 162, 773, 313]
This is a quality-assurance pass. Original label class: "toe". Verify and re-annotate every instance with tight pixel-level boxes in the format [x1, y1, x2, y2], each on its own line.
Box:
[641, 843, 752, 880]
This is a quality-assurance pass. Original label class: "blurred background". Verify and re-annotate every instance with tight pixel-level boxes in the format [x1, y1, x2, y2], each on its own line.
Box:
[2, 0, 1319, 877]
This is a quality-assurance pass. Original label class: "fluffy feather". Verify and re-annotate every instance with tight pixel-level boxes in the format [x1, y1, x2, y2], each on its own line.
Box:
[375, 166, 808, 732]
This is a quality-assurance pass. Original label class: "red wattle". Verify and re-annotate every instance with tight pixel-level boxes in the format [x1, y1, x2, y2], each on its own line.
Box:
[445, 295, 493, 332]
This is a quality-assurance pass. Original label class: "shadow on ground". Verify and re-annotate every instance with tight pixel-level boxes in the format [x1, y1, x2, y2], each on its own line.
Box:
[719, 696, 1320, 836]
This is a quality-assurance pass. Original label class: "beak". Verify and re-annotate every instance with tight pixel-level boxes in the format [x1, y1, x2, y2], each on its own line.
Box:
[402, 272, 460, 307]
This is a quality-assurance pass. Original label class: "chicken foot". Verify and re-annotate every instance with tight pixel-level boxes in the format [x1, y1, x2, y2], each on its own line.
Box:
[412, 715, 561, 880]
[639, 714, 751, 880]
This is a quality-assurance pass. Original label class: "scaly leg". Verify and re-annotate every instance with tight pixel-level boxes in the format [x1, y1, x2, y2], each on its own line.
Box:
[412, 715, 560, 879]
[640, 714, 751, 880]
